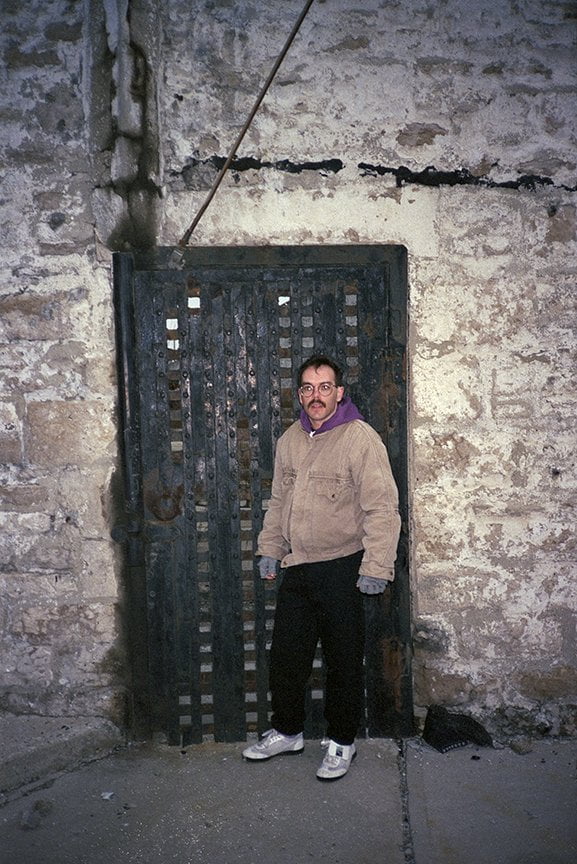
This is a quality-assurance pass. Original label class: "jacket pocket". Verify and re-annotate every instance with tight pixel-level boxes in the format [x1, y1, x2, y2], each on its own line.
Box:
[311, 474, 352, 501]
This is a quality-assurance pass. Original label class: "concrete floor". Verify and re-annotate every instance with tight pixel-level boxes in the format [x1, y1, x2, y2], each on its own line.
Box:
[0, 716, 576, 864]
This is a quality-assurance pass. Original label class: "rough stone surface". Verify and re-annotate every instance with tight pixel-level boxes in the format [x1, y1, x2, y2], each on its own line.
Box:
[0, 0, 575, 738]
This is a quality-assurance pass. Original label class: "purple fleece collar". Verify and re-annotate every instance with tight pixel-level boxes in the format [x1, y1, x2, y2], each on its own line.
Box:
[300, 395, 364, 436]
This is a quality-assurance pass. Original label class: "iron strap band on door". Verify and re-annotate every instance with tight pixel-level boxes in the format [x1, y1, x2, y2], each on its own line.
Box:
[176, 0, 316, 250]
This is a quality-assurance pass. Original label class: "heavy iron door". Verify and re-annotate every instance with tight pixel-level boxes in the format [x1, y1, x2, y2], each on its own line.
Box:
[113, 245, 411, 745]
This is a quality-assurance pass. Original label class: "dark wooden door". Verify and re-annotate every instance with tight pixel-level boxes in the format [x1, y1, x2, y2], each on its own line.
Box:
[113, 245, 412, 745]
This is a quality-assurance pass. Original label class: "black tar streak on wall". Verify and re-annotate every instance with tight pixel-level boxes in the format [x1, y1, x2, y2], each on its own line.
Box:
[176, 157, 576, 192]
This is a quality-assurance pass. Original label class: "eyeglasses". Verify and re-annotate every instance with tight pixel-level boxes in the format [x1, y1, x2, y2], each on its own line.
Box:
[298, 382, 339, 396]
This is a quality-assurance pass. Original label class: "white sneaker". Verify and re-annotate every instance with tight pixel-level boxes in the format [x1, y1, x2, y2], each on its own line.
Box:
[242, 729, 304, 761]
[316, 740, 356, 780]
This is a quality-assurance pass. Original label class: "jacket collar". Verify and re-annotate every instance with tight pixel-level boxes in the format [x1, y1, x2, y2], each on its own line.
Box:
[300, 395, 364, 436]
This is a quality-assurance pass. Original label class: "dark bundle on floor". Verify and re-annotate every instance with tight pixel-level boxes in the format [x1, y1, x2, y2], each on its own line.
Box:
[422, 705, 493, 753]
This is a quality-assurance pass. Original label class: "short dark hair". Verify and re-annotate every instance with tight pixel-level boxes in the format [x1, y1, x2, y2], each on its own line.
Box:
[297, 354, 344, 387]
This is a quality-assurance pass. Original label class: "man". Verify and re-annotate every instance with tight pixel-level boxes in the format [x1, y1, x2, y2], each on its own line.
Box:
[242, 354, 401, 780]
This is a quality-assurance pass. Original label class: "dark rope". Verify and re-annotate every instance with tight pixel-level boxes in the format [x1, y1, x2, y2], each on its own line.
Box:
[178, 0, 316, 247]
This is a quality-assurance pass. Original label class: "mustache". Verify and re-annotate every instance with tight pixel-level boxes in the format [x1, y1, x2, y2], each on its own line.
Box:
[308, 399, 325, 407]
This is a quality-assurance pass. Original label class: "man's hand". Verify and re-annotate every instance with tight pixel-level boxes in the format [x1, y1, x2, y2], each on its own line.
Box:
[357, 575, 388, 594]
[258, 556, 279, 581]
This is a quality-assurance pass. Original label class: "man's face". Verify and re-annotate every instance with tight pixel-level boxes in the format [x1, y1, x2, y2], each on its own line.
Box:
[298, 364, 344, 430]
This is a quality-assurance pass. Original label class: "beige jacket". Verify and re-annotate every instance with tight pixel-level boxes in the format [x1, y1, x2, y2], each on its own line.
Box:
[257, 419, 401, 581]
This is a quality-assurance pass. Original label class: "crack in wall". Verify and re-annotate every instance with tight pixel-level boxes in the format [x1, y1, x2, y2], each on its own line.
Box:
[359, 162, 576, 192]
[175, 155, 575, 193]
[176, 156, 344, 188]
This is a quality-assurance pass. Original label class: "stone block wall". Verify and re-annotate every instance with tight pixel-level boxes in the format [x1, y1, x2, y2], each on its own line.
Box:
[0, 0, 123, 721]
[1, 0, 575, 737]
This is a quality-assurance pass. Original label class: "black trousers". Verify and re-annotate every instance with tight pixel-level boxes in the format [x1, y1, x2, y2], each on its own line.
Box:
[269, 551, 365, 745]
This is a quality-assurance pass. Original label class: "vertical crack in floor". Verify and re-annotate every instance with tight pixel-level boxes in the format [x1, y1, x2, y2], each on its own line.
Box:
[397, 738, 416, 864]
